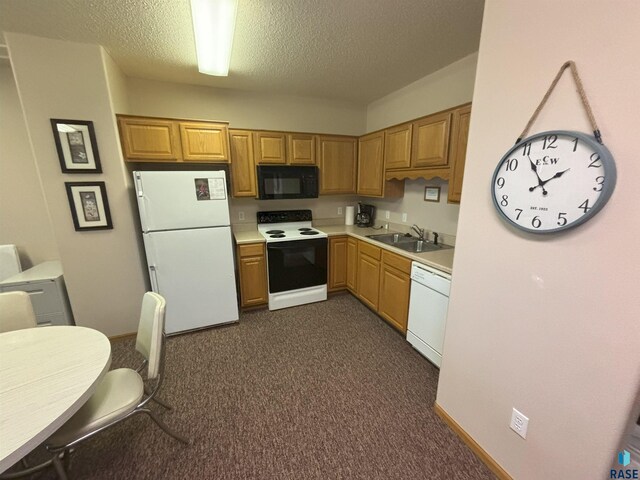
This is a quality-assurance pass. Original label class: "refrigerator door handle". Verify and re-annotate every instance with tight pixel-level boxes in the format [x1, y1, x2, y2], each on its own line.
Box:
[149, 265, 160, 292]
[134, 171, 144, 197]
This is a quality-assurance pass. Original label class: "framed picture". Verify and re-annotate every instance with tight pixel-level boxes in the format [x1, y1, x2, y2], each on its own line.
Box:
[424, 186, 441, 202]
[65, 182, 113, 231]
[51, 119, 102, 173]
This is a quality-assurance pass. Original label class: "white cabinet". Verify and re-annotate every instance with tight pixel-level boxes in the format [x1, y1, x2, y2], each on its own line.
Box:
[0, 261, 74, 326]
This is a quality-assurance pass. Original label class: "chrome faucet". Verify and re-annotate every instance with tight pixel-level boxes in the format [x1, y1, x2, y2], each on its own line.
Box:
[411, 224, 425, 240]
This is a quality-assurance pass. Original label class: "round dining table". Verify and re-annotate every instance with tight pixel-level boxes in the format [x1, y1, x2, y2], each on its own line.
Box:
[0, 326, 111, 473]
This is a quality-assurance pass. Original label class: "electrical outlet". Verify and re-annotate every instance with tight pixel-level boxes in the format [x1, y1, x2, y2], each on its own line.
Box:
[338, 207, 343, 215]
[385, 210, 390, 220]
[510, 408, 529, 439]
[402, 213, 408, 222]
[238, 211, 245, 221]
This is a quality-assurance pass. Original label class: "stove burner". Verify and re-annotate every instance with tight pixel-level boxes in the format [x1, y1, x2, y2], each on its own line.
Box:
[298, 228, 313, 231]
[300, 231, 319, 235]
[270, 234, 286, 238]
[266, 229, 285, 234]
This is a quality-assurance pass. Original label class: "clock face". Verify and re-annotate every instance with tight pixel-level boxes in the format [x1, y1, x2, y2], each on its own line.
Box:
[491, 131, 616, 233]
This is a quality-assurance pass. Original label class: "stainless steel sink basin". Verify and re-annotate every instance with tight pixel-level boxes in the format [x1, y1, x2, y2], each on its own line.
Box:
[366, 233, 452, 253]
[365, 232, 414, 244]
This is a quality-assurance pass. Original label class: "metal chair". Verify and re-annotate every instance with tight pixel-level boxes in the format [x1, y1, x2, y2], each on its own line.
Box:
[43, 292, 189, 479]
[0, 291, 37, 333]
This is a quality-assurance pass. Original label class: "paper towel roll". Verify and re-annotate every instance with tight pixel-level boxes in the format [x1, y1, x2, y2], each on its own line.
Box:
[345, 205, 355, 225]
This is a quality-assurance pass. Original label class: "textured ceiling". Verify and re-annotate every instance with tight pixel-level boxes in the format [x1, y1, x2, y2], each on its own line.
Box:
[0, 0, 484, 104]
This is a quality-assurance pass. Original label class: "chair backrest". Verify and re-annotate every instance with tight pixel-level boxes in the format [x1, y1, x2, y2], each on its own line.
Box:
[0, 245, 22, 282]
[135, 292, 166, 380]
[0, 291, 37, 333]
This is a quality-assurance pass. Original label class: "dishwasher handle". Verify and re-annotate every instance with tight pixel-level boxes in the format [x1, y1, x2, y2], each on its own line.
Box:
[410, 262, 451, 296]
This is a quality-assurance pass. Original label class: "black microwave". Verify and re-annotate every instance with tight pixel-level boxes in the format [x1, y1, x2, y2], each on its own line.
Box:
[256, 166, 319, 200]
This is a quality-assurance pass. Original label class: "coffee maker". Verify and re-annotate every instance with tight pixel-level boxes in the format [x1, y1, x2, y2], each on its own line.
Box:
[355, 203, 376, 227]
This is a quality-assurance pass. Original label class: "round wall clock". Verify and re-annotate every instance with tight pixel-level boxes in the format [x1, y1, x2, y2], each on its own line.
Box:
[491, 130, 616, 234]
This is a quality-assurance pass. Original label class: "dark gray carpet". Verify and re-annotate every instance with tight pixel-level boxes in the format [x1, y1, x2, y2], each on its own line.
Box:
[24, 293, 495, 479]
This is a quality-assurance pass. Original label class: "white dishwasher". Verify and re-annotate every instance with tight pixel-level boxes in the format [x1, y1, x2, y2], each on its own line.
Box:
[406, 262, 451, 368]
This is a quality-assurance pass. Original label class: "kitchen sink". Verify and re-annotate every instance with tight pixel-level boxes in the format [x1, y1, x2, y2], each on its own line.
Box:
[365, 233, 452, 253]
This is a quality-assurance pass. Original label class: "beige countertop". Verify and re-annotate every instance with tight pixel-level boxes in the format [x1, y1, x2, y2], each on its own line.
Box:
[232, 224, 454, 274]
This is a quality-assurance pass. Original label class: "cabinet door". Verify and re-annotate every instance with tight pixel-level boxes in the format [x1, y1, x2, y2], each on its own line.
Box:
[254, 131, 287, 164]
[356, 242, 381, 311]
[346, 237, 358, 293]
[118, 116, 181, 162]
[411, 111, 452, 168]
[179, 122, 230, 162]
[384, 122, 412, 170]
[447, 105, 472, 203]
[328, 236, 348, 291]
[287, 133, 316, 165]
[237, 244, 268, 307]
[229, 130, 257, 197]
[357, 131, 385, 197]
[317, 136, 357, 194]
[378, 252, 412, 333]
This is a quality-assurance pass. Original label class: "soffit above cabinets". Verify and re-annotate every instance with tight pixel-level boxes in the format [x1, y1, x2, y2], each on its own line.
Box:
[0, 0, 484, 104]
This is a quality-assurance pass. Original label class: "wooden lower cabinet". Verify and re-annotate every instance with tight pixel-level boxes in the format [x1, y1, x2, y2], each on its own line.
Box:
[237, 243, 268, 308]
[346, 237, 358, 293]
[328, 236, 348, 291]
[378, 251, 412, 333]
[356, 242, 381, 311]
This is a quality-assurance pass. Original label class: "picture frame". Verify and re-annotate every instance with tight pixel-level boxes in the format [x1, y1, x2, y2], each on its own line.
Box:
[65, 182, 113, 231]
[424, 186, 441, 202]
[51, 119, 102, 173]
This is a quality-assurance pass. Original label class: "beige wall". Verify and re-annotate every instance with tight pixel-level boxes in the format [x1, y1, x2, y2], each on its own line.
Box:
[359, 53, 478, 240]
[0, 62, 59, 269]
[6, 33, 147, 336]
[126, 77, 366, 135]
[366, 52, 478, 132]
[437, 2, 640, 479]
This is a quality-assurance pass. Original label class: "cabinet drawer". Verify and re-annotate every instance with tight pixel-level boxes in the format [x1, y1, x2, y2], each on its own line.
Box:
[238, 243, 265, 258]
[359, 241, 381, 260]
[382, 250, 412, 275]
[2, 281, 62, 315]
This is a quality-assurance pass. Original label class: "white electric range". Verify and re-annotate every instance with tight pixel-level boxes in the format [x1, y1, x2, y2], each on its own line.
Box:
[257, 210, 328, 310]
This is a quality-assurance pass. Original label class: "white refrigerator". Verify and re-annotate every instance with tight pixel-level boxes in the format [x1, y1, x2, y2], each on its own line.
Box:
[133, 170, 239, 335]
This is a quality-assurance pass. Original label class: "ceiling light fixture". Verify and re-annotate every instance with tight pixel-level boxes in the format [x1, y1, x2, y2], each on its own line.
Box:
[190, 0, 238, 76]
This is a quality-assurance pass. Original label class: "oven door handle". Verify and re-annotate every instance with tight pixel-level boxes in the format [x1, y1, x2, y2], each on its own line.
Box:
[266, 238, 327, 249]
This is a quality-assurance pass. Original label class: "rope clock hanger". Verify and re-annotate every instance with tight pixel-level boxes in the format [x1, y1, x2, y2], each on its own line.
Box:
[490, 60, 617, 234]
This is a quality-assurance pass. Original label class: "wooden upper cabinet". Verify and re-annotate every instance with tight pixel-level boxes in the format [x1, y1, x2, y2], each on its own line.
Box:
[118, 116, 181, 162]
[411, 111, 452, 168]
[317, 135, 357, 195]
[179, 122, 229, 162]
[287, 133, 316, 165]
[229, 130, 257, 198]
[448, 104, 472, 203]
[254, 131, 287, 164]
[357, 131, 385, 196]
[384, 123, 412, 170]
